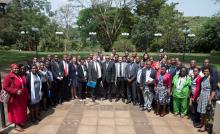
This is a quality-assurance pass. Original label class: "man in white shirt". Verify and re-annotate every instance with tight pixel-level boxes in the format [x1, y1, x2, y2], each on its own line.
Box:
[136, 60, 145, 108]
[115, 56, 127, 102]
[140, 61, 156, 111]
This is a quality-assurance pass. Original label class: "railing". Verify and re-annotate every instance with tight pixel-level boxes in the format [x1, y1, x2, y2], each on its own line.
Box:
[0, 72, 6, 128]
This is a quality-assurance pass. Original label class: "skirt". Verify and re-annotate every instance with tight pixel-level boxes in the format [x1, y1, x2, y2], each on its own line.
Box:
[155, 86, 169, 105]
[71, 79, 78, 87]
[197, 89, 211, 114]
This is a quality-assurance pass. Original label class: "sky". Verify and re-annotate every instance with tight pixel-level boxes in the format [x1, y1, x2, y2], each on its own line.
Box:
[50, 0, 220, 17]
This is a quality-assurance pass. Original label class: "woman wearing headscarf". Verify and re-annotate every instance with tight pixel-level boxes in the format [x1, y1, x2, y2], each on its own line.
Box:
[172, 67, 191, 117]
[154, 65, 172, 117]
[26, 64, 42, 122]
[197, 67, 216, 132]
[3, 64, 28, 132]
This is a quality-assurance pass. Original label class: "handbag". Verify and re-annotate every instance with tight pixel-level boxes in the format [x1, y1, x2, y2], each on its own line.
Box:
[0, 89, 10, 103]
[87, 81, 97, 88]
[0, 76, 13, 103]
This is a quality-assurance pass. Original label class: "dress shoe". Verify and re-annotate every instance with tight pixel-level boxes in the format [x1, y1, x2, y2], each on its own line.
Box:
[115, 98, 120, 102]
[141, 108, 146, 111]
[126, 100, 131, 104]
[109, 99, 112, 102]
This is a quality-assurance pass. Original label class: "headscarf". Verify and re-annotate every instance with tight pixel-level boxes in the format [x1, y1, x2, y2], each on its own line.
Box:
[10, 63, 18, 72]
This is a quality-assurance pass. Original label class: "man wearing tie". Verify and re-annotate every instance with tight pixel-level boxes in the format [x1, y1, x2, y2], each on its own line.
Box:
[88, 54, 102, 102]
[51, 55, 63, 104]
[60, 54, 70, 101]
[77, 59, 88, 100]
[140, 61, 156, 111]
[115, 56, 127, 102]
[125, 56, 138, 105]
[102, 55, 116, 102]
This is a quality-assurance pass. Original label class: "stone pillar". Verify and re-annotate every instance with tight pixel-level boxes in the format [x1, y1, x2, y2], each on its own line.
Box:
[213, 101, 220, 134]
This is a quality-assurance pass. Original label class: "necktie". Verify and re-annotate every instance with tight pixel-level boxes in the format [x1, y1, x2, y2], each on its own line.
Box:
[64, 62, 68, 76]
[106, 62, 109, 69]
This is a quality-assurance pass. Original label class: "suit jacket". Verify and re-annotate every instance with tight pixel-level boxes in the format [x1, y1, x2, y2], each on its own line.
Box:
[77, 64, 88, 83]
[167, 65, 176, 77]
[69, 63, 78, 81]
[51, 60, 63, 79]
[140, 68, 157, 91]
[125, 62, 139, 82]
[102, 60, 116, 83]
[88, 61, 102, 81]
[115, 62, 127, 79]
[59, 60, 70, 77]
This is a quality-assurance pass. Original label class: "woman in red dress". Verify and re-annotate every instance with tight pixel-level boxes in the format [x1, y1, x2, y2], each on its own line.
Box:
[3, 64, 28, 132]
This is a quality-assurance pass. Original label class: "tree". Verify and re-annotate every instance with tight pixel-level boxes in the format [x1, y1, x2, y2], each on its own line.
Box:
[195, 17, 220, 52]
[0, 0, 53, 51]
[75, 0, 135, 51]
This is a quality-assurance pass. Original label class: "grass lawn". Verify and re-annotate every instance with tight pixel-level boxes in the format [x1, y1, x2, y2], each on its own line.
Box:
[0, 50, 219, 71]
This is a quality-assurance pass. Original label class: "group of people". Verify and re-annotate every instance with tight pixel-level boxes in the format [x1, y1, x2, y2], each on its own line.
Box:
[2, 50, 219, 133]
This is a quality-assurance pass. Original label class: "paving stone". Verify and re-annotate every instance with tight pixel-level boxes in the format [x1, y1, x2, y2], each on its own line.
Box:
[115, 111, 130, 118]
[114, 105, 129, 111]
[115, 118, 133, 126]
[83, 110, 98, 117]
[152, 126, 173, 134]
[77, 125, 96, 134]
[37, 125, 60, 134]
[81, 117, 98, 125]
[116, 126, 136, 134]
[98, 118, 115, 126]
[97, 125, 115, 134]
[99, 111, 114, 118]
[99, 105, 114, 110]
[0, 99, 202, 134]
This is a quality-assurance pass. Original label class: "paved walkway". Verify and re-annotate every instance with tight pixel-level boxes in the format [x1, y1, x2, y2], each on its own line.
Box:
[0, 99, 205, 134]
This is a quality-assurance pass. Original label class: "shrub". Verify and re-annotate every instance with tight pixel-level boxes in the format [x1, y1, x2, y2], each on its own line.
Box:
[112, 39, 136, 52]
[0, 45, 10, 51]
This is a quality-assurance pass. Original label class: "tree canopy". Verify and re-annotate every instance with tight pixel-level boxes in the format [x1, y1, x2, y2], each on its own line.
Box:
[0, 0, 219, 52]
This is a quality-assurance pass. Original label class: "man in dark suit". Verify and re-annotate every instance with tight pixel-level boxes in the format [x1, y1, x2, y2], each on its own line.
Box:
[102, 55, 116, 102]
[88, 54, 102, 102]
[125, 56, 138, 105]
[59, 54, 70, 101]
[51, 55, 63, 104]
[77, 59, 88, 100]
[115, 56, 127, 102]
[166, 59, 176, 77]
[140, 61, 156, 111]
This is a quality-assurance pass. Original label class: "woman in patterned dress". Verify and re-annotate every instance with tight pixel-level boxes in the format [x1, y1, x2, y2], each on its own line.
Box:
[154, 65, 172, 117]
[197, 67, 216, 132]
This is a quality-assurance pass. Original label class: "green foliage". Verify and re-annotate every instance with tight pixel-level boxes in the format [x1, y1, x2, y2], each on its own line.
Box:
[194, 17, 220, 52]
[112, 39, 136, 52]
[0, 46, 10, 51]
